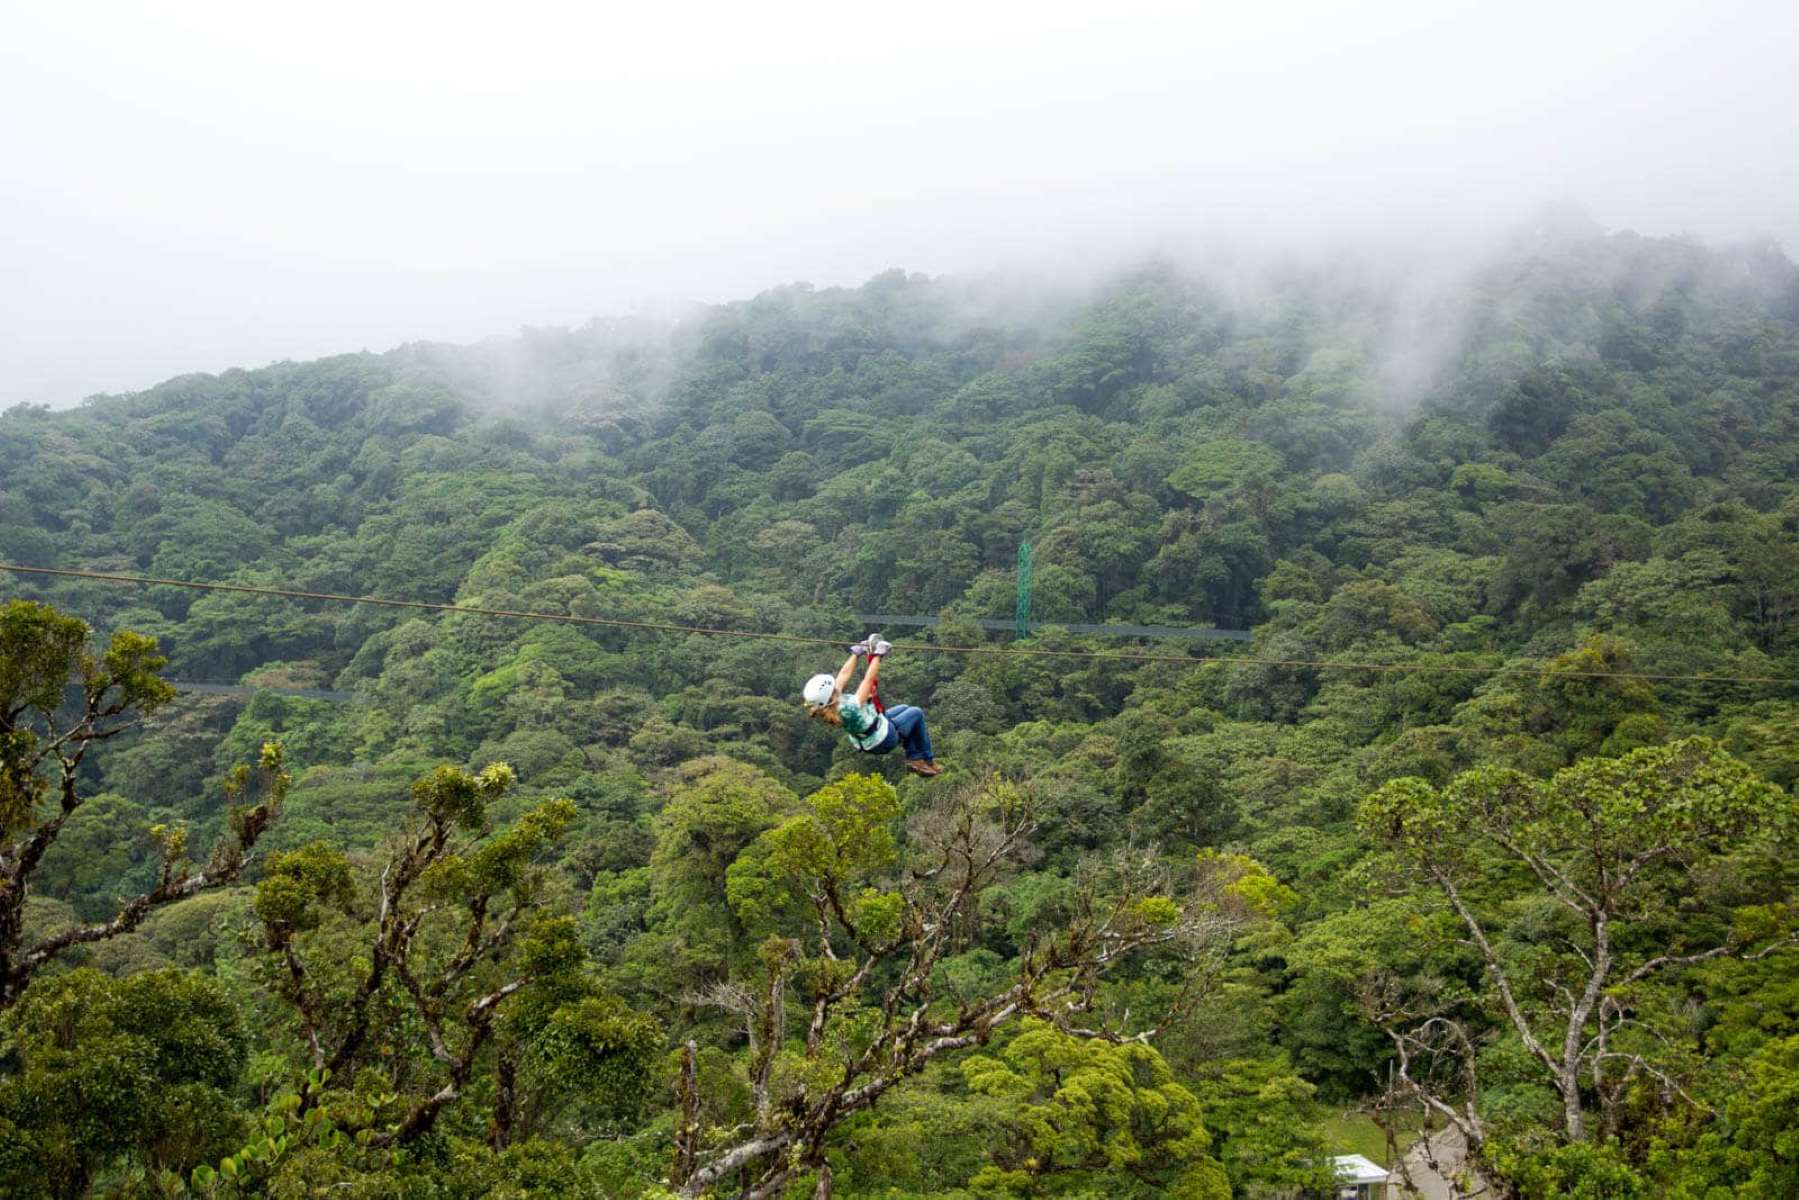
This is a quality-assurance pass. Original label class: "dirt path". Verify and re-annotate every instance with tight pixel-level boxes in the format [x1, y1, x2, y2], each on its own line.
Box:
[1392, 1127, 1483, 1198]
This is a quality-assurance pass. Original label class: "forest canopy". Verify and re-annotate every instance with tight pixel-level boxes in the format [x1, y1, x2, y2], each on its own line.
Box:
[1, 225, 1797, 1198]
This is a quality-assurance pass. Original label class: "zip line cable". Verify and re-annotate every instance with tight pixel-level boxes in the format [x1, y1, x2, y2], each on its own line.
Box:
[1, 563, 1793, 689]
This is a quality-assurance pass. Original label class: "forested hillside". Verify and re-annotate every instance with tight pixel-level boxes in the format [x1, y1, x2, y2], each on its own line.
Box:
[2, 222, 1797, 1198]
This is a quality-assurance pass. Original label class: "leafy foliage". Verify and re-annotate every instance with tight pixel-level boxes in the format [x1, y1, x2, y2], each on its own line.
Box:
[0, 225, 1796, 1195]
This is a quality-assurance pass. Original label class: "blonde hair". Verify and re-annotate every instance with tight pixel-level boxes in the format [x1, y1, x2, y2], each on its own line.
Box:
[808, 703, 842, 726]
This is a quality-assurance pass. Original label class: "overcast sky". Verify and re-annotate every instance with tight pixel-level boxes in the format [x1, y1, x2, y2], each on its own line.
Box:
[3, 0, 1796, 407]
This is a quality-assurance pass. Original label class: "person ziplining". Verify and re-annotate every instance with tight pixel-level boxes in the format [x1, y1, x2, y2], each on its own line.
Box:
[802, 635, 942, 775]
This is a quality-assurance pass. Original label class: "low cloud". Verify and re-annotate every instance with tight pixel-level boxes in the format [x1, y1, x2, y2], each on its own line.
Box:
[3, 1, 1795, 407]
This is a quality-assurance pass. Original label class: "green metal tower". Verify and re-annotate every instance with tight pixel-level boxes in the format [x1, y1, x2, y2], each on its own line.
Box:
[1014, 542, 1032, 640]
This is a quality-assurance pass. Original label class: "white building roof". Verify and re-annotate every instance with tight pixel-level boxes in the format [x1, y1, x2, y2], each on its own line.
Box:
[1332, 1154, 1391, 1184]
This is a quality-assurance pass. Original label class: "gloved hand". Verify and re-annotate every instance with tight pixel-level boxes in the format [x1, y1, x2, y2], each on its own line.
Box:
[867, 638, 893, 658]
[849, 637, 871, 657]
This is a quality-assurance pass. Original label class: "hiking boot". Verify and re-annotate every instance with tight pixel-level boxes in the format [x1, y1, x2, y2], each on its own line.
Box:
[905, 759, 941, 777]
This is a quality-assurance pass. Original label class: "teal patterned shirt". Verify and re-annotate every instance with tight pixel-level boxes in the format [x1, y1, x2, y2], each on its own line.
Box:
[837, 696, 890, 752]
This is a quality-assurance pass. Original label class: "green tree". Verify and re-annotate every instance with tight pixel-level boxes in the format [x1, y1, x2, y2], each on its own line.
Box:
[673, 775, 1262, 1199]
[252, 761, 605, 1147]
[1166, 439, 1284, 501]
[1357, 739, 1796, 1167]
[0, 599, 284, 1009]
[960, 1020, 1230, 1197]
[0, 967, 249, 1197]
[639, 757, 795, 994]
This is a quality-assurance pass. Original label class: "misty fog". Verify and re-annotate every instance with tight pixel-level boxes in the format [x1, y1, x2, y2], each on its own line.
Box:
[3, 0, 1796, 408]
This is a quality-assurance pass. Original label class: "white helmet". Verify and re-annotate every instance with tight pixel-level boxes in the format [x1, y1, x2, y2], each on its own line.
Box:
[802, 673, 837, 706]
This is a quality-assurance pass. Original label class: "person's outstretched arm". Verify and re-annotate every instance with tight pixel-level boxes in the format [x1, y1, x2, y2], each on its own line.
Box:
[854, 652, 881, 706]
[832, 652, 859, 695]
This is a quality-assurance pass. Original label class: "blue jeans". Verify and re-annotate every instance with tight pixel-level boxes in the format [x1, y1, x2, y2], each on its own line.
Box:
[883, 705, 934, 762]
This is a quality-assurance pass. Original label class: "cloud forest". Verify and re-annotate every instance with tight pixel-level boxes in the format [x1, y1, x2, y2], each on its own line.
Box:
[2, 221, 1797, 1198]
